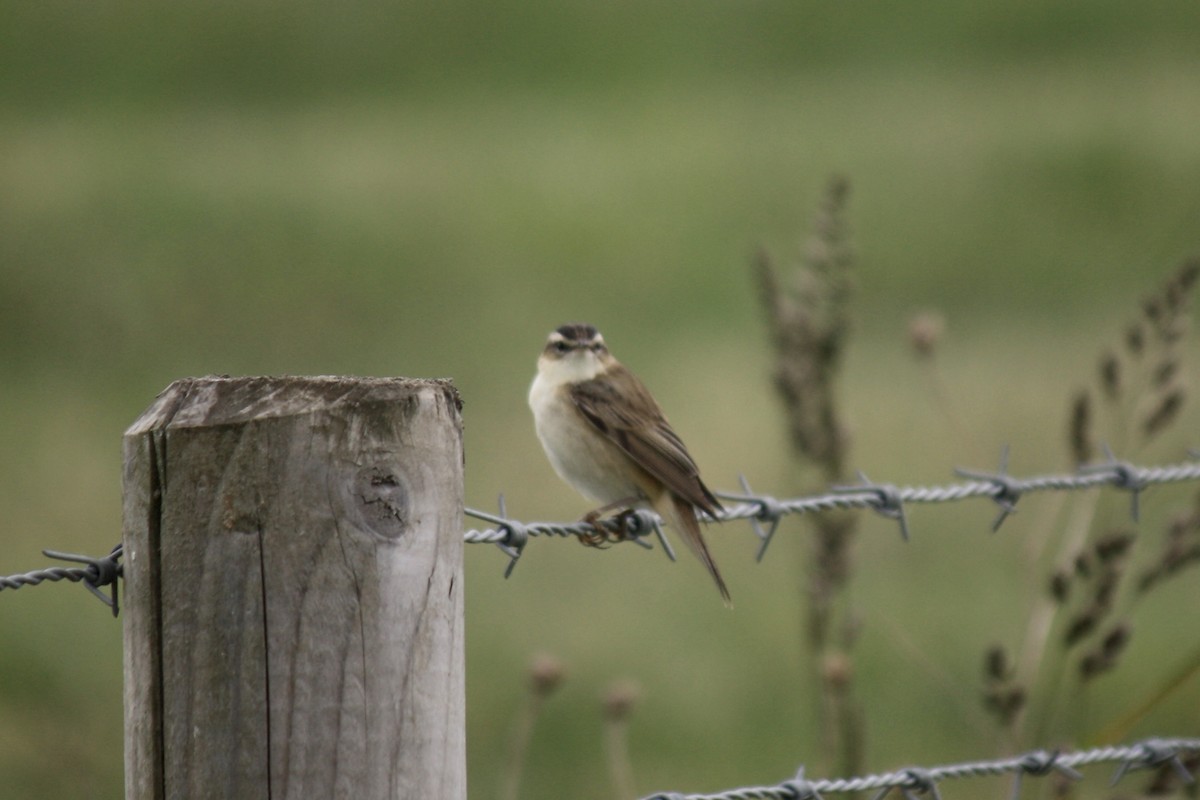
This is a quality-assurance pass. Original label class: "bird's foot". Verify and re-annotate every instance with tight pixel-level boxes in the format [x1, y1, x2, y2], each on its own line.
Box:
[578, 508, 637, 548]
[578, 510, 613, 547]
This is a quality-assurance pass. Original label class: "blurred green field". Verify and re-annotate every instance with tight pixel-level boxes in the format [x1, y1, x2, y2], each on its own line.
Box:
[2, 1, 1199, 797]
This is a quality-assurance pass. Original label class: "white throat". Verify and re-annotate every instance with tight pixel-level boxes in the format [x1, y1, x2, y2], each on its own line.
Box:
[532, 351, 605, 390]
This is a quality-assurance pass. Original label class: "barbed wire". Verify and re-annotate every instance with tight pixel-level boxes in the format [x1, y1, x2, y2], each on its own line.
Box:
[0, 543, 123, 617]
[638, 738, 1200, 800]
[4, 455, 1197, 610]
[465, 452, 1200, 575]
[2, 483, 1196, 800]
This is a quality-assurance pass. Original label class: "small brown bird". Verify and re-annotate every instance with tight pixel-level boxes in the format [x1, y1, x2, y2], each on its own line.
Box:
[528, 323, 730, 605]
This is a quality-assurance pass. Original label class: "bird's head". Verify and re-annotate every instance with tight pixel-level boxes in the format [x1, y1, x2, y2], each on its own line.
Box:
[537, 323, 613, 384]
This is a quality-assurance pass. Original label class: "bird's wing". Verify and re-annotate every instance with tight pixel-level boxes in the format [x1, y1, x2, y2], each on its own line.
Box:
[569, 367, 722, 516]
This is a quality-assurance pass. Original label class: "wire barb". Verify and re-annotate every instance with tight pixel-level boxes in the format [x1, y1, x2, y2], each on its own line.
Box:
[715, 474, 785, 562]
[832, 471, 910, 541]
[891, 768, 941, 800]
[1110, 739, 1196, 787]
[482, 495, 529, 578]
[1082, 444, 1147, 522]
[780, 766, 824, 800]
[1010, 750, 1081, 800]
[648, 514, 678, 562]
[955, 446, 1022, 532]
[0, 543, 123, 617]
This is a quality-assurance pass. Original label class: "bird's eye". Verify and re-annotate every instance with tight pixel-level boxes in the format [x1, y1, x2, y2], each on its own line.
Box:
[553, 340, 570, 353]
[590, 343, 605, 353]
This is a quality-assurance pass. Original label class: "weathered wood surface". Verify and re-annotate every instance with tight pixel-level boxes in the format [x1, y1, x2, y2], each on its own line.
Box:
[122, 376, 465, 799]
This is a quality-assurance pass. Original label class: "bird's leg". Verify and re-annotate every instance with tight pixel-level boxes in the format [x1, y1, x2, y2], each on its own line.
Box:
[579, 496, 642, 547]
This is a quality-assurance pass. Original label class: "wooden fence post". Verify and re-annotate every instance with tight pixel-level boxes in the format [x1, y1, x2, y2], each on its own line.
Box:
[121, 376, 465, 799]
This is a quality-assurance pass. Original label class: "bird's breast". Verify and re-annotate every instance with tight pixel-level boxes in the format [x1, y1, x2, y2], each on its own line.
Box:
[529, 375, 646, 505]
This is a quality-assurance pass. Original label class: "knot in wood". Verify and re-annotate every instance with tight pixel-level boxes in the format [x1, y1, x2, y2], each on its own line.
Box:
[345, 464, 409, 541]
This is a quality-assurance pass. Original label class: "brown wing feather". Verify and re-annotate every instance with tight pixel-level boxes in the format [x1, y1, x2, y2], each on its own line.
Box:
[570, 366, 722, 516]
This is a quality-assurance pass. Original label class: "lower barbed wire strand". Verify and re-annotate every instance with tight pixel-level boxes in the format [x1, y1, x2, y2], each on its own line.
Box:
[635, 739, 1200, 800]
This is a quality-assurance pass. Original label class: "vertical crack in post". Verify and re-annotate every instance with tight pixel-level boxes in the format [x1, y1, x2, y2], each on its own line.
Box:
[148, 430, 168, 799]
[257, 525, 273, 799]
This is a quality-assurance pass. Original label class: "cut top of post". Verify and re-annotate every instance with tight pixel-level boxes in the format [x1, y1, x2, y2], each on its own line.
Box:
[126, 375, 462, 435]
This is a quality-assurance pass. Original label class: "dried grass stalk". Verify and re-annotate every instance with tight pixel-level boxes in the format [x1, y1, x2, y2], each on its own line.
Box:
[754, 175, 862, 777]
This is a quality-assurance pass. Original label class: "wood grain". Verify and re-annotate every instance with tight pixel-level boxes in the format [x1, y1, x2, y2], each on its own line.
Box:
[123, 376, 465, 799]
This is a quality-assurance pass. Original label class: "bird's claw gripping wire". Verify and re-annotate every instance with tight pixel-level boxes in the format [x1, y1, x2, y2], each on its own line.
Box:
[579, 509, 655, 550]
[579, 513, 618, 548]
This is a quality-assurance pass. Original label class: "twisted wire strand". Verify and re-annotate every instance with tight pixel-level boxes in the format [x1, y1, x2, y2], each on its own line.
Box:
[1, 563, 100, 590]
[639, 738, 1200, 800]
[4, 460, 1196, 611]
[465, 458, 1200, 547]
[0, 544, 123, 616]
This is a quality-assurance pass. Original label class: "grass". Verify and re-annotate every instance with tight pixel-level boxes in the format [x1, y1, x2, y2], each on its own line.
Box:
[1, 1, 1200, 796]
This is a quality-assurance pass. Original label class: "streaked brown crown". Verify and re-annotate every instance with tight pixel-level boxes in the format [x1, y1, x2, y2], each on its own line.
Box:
[556, 322, 598, 342]
[543, 322, 608, 357]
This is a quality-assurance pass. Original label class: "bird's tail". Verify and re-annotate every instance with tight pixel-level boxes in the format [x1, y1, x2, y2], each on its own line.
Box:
[659, 493, 732, 607]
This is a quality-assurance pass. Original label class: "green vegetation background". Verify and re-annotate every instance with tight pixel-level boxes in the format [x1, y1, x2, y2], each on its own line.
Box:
[2, 1, 1199, 797]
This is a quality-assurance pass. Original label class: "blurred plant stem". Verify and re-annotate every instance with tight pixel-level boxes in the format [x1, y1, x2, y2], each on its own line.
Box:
[499, 653, 565, 800]
[1014, 491, 1099, 746]
[1005, 261, 1199, 753]
[907, 311, 985, 459]
[1093, 639, 1200, 744]
[603, 680, 640, 800]
[754, 175, 863, 778]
